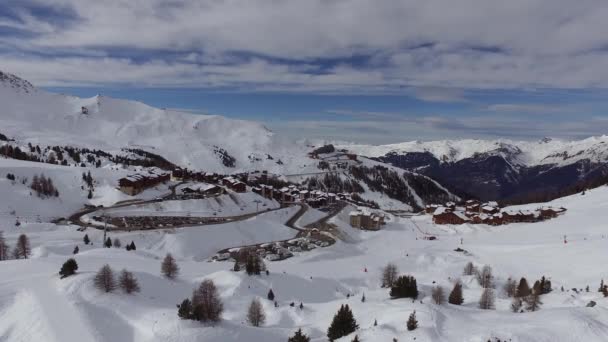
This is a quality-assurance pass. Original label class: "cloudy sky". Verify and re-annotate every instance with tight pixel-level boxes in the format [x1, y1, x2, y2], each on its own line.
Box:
[3, 0, 608, 143]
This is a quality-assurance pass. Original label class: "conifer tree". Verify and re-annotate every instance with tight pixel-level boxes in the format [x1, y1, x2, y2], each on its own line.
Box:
[59, 258, 78, 278]
[73, 245, 79, 254]
[361, 293, 366, 303]
[327, 304, 359, 341]
[511, 297, 523, 313]
[406, 311, 418, 331]
[161, 253, 180, 279]
[504, 277, 517, 297]
[94, 264, 116, 293]
[267, 289, 275, 301]
[448, 282, 464, 305]
[351, 335, 361, 342]
[599, 279, 605, 292]
[104, 237, 112, 248]
[247, 298, 266, 327]
[0, 231, 9, 260]
[119, 269, 140, 294]
[516, 278, 531, 298]
[479, 288, 495, 310]
[463, 262, 476, 276]
[129, 241, 136, 250]
[13, 234, 30, 259]
[191, 279, 223, 322]
[432, 286, 445, 305]
[83, 234, 90, 245]
[288, 328, 311, 342]
[390, 275, 418, 299]
[177, 298, 194, 319]
[525, 292, 542, 311]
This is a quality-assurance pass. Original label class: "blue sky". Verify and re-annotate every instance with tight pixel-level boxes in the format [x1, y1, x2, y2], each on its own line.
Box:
[3, 0, 608, 143]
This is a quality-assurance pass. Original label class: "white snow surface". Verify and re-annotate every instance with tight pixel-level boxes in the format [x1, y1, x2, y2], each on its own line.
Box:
[2, 166, 608, 340]
[0, 71, 312, 174]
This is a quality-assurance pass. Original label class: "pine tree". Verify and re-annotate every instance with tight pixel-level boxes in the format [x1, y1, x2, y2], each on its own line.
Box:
[299, 302, 304, 310]
[0, 231, 9, 260]
[511, 297, 523, 313]
[119, 269, 140, 294]
[381, 263, 399, 288]
[87, 189, 93, 199]
[129, 241, 136, 250]
[504, 277, 517, 297]
[351, 335, 361, 342]
[539, 276, 552, 294]
[104, 237, 112, 248]
[599, 279, 605, 292]
[463, 261, 476, 276]
[161, 253, 180, 279]
[191, 279, 224, 322]
[448, 282, 464, 305]
[476, 265, 493, 288]
[73, 245, 79, 254]
[83, 234, 90, 245]
[288, 328, 311, 342]
[94, 264, 116, 293]
[525, 293, 542, 312]
[479, 288, 495, 310]
[432, 286, 445, 305]
[113, 238, 121, 248]
[327, 304, 359, 341]
[374, 319, 378, 326]
[361, 293, 366, 303]
[13, 234, 31, 259]
[406, 311, 418, 331]
[177, 298, 193, 319]
[390, 275, 418, 299]
[59, 258, 78, 278]
[247, 298, 266, 327]
[267, 289, 275, 301]
[516, 278, 531, 298]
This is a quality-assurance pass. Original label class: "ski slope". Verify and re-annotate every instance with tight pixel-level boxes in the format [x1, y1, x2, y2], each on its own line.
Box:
[1, 184, 608, 341]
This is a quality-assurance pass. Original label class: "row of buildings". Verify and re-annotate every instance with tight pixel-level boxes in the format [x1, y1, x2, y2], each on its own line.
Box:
[253, 184, 340, 208]
[118, 169, 171, 195]
[429, 200, 566, 225]
[349, 208, 386, 230]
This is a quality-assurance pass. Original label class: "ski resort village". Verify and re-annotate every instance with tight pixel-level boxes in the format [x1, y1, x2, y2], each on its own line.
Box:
[3, 67, 608, 342]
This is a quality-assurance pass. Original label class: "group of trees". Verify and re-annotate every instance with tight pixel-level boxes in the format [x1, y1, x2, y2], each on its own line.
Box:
[507, 276, 550, 312]
[93, 264, 140, 294]
[0, 232, 31, 260]
[390, 275, 418, 299]
[177, 279, 224, 323]
[30, 174, 59, 198]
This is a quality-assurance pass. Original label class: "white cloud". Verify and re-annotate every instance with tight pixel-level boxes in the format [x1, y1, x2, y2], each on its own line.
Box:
[3, 0, 608, 91]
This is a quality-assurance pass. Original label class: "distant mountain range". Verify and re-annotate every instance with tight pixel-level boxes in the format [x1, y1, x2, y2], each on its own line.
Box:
[342, 137, 608, 202]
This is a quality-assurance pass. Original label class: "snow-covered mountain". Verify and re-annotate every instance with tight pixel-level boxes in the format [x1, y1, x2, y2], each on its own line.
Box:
[0, 71, 456, 210]
[341, 137, 608, 201]
[0, 71, 303, 174]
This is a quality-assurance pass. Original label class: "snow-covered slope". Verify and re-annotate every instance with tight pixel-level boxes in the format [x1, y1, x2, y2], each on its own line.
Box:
[0, 71, 305, 174]
[342, 136, 608, 167]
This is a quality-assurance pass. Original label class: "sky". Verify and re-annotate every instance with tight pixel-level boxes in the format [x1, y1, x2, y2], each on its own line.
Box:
[3, 0, 608, 144]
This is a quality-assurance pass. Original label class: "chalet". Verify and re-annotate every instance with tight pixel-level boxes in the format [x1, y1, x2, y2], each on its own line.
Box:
[432, 209, 470, 225]
[481, 204, 500, 215]
[180, 183, 223, 196]
[260, 184, 274, 199]
[222, 176, 247, 193]
[445, 201, 456, 210]
[349, 209, 385, 230]
[118, 170, 170, 196]
[465, 200, 481, 213]
[171, 168, 186, 181]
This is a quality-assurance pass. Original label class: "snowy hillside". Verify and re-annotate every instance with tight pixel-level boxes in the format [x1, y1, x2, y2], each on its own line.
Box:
[3, 172, 608, 340]
[0, 71, 306, 174]
[342, 136, 608, 167]
[341, 137, 608, 201]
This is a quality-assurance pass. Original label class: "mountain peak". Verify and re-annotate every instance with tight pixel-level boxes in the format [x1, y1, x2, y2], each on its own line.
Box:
[0, 71, 35, 94]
